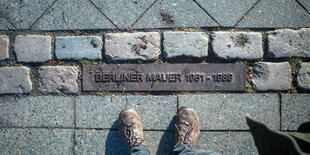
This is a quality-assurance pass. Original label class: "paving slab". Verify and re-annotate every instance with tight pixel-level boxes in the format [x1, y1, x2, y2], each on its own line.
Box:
[196, 132, 258, 155]
[76, 95, 126, 129]
[267, 29, 310, 58]
[105, 32, 161, 61]
[75, 130, 127, 155]
[133, 0, 218, 29]
[297, 63, 310, 90]
[281, 94, 310, 130]
[0, 129, 74, 154]
[252, 62, 292, 91]
[55, 36, 102, 60]
[163, 31, 208, 59]
[90, 0, 156, 29]
[236, 0, 310, 28]
[0, 16, 14, 30]
[0, 66, 32, 94]
[298, 0, 310, 11]
[127, 96, 177, 130]
[0, 96, 74, 128]
[31, 0, 116, 30]
[195, 0, 257, 27]
[0, 35, 9, 60]
[211, 32, 263, 60]
[0, 0, 55, 29]
[14, 35, 52, 63]
[38, 66, 79, 94]
[178, 94, 280, 130]
[144, 131, 175, 155]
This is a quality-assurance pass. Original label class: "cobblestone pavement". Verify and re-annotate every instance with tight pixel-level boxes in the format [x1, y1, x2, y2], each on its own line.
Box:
[1, 0, 310, 155]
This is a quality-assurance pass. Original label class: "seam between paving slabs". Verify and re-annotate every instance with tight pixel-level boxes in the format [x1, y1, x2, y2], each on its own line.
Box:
[73, 96, 77, 155]
[28, 0, 60, 30]
[130, 0, 159, 29]
[192, 0, 220, 26]
[233, 0, 261, 27]
[87, 0, 120, 30]
[0, 12, 17, 29]
[295, 0, 310, 14]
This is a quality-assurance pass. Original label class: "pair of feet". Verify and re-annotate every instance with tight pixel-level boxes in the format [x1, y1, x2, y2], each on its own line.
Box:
[118, 107, 201, 152]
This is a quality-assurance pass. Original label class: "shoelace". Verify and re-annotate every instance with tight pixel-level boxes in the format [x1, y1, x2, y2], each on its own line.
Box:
[125, 125, 144, 147]
[175, 122, 194, 146]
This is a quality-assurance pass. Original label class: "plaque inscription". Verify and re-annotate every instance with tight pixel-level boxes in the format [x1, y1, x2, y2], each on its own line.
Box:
[83, 63, 246, 92]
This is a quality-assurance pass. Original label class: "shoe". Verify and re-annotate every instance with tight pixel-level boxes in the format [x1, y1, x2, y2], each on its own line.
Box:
[174, 107, 201, 148]
[118, 108, 147, 152]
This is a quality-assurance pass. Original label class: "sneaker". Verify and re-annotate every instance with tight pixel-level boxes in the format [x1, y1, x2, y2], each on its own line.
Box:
[174, 107, 201, 148]
[118, 108, 147, 152]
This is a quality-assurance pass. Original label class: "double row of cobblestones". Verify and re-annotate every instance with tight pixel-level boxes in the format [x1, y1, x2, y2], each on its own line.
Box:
[1, 29, 310, 94]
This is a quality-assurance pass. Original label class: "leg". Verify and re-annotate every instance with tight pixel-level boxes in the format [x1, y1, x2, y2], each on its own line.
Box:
[173, 107, 222, 155]
[118, 109, 150, 155]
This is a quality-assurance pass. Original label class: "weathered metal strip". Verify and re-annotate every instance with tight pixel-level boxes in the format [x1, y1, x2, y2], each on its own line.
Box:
[82, 63, 246, 92]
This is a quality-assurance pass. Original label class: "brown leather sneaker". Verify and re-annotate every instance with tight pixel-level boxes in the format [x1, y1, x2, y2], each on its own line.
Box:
[118, 108, 147, 152]
[174, 107, 201, 149]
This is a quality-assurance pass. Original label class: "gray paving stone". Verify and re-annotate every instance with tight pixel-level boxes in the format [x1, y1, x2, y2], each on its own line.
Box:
[236, 0, 310, 28]
[163, 32, 208, 59]
[281, 94, 310, 130]
[31, 0, 116, 30]
[38, 66, 78, 94]
[0, 0, 55, 29]
[211, 32, 263, 60]
[178, 94, 280, 130]
[76, 95, 126, 129]
[55, 36, 102, 60]
[0, 96, 74, 128]
[0, 66, 32, 94]
[0, 35, 9, 60]
[298, 0, 310, 11]
[144, 131, 174, 155]
[0, 129, 74, 154]
[196, 132, 258, 155]
[90, 0, 155, 29]
[105, 32, 161, 61]
[195, 0, 257, 27]
[133, 0, 218, 29]
[0, 16, 14, 30]
[14, 35, 52, 63]
[127, 96, 177, 130]
[267, 29, 310, 58]
[297, 63, 310, 90]
[252, 62, 292, 91]
[75, 130, 127, 155]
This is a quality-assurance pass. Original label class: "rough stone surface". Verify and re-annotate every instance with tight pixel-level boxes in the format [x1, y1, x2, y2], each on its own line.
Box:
[0, 16, 14, 30]
[76, 95, 126, 129]
[178, 94, 280, 130]
[127, 96, 177, 130]
[236, 0, 310, 28]
[195, 0, 257, 27]
[211, 32, 263, 60]
[0, 35, 9, 60]
[0, 129, 74, 154]
[0, 67, 32, 94]
[14, 35, 52, 63]
[0, 0, 55, 29]
[90, 0, 155, 29]
[75, 130, 127, 155]
[0, 96, 74, 128]
[144, 131, 174, 155]
[163, 32, 208, 59]
[197, 132, 258, 154]
[267, 29, 310, 58]
[281, 94, 310, 130]
[55, 36, 102, 60]
[133, 0, 218, 29]
[252, 62, 292, 91]
[297, 63, 310, 90]
[38, 66, 78, 94]
[105, 32, 161, 61]
[31, 0, 115, 30]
